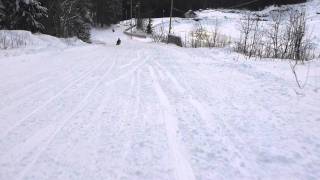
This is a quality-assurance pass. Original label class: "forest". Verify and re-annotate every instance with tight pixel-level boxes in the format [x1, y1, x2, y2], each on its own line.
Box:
[0, 0, 306, 42]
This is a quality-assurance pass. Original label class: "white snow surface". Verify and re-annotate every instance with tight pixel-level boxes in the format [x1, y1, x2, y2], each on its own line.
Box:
[153, 0, 320, 50]
[0, 25, 319, 180]
[1, 2, 320, 179]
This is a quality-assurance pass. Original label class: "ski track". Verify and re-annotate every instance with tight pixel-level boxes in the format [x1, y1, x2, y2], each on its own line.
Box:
[0, 28, 320, 180]
[17, 55, 117, 180]
[148, 65, 196, 180]
[150, 52, 256, 179]
[0, 55, 106, 140]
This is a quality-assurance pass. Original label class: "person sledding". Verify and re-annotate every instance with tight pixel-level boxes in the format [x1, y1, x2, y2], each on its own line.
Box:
[116, 38, 121, 46]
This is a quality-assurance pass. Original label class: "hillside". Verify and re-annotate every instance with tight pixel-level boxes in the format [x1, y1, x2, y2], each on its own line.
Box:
[153, 0, 320, 52]
[0, 1, 319, 180]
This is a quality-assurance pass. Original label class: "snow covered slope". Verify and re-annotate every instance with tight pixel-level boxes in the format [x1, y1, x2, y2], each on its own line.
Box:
[0, 30, 85, 58]
[153, 0, 320, 50]
[0, 24, 319, 180]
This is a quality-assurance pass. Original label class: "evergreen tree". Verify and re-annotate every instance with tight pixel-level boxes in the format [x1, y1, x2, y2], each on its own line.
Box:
[39, 0, 62, 36]
[59, 0, 92, 42]
[0, 0, 4, 16]
[0, 0, 17, 29]
[0, 0, 5, 28]
[39, 0, 92, 42]
[92, 0, 105, 27]
[73, 0, 92, 42]
[105, 0, 122, 25]
[0, 0, 47, 32]
[146, 18, 153, 34]
[93, 0, 122, 26]
[15, 0, 48, 32]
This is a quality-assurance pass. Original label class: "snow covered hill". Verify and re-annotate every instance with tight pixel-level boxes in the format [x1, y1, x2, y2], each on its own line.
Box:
[0, 2, 320, 180]
[0, 30, 85, 58]
[153, 0, 320, 51]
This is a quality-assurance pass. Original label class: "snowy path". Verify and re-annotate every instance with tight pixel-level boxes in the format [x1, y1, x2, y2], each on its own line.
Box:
[0, 29, 320, 180]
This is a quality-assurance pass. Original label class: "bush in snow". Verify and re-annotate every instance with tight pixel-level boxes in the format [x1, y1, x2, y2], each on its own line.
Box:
[152, 21, 231, 48]
[236, 8, 316, 61]
[188, 22, 231, 48]
[152, 25, 168, 43]
[0, 30, 29, 49]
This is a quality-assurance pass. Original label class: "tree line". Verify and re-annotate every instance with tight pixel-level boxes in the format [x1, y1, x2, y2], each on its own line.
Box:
[0, 0, 123, 42]
[0, 0, 306, 42]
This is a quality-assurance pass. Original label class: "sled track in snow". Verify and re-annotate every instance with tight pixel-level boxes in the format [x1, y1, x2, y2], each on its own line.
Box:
[16, 57, 117, 180]
[148, 65, 196, 180]
[0, 58, 108, 140]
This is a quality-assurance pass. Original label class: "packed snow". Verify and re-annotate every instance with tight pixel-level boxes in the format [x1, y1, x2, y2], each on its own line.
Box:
[0, 1, 320, 180]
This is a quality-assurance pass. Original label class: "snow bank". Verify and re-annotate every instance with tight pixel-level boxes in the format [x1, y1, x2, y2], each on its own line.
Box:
[0, 30, 86, 58]
[0, 31, 32, 49]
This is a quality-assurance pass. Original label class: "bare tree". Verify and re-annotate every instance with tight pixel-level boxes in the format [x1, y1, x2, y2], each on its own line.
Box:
[236, 8, 315, 62]
[248, 15, 262, 58]
[236, 12, 255, 55]
[152, 25, 167, 43]
[290, 10, 306, 61]
[268, 11, 283, 58]
[212, 18, 220, 47]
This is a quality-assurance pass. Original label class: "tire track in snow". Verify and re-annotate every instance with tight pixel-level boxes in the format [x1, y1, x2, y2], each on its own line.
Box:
[0, 55, 98, 112]
[94, 50, 151, 179]
[114, 70, 140, 180]
[0, 77, 50, 104]
[15, 57, 117, 180]
[34, 62, 126, 180]
[0, 57, 107, 140]
[0, 77, 52, 111]
[0, 50, 102, 100]
[113, 72, 138, 179]
[93, 72, 138, 180]
[119, 49, 144, 70]
[17, 47, 140, 179]
[115, 64, 173, 180]
[0, 65, 90, 122]
[148, 65, 196, 180]
[153, 59, 266, 179]
[102, 55, 148, 87]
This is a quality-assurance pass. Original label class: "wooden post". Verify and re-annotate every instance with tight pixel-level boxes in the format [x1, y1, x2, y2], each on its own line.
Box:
[169, 0, 174, 34]
[130, 0, 133, 39]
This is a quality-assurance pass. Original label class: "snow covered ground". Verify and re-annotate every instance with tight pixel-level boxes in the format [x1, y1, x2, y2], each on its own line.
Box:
[1, 2, 320, 180]
[153, 0, 320, 51]
[0, 26, 319, 180]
